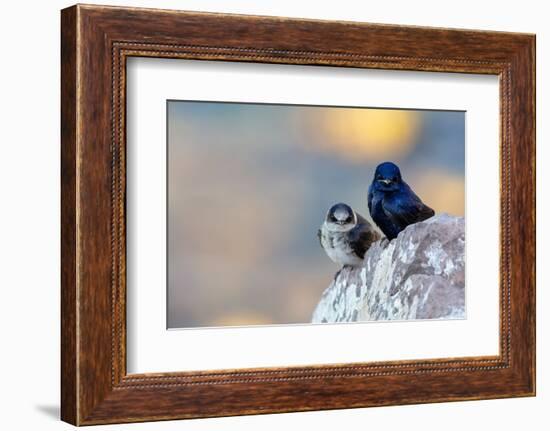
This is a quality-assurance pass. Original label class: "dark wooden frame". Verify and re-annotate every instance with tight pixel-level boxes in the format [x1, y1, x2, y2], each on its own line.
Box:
[61, 4, 535, 426]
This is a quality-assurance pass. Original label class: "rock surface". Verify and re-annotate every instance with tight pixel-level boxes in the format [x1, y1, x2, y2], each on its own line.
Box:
[311, 214, 465, 323]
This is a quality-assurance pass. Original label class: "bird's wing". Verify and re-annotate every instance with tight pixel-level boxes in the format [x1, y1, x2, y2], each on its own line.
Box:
[317, 228, 323, 248]
[383, 188, 435, 227]
[367, 183, 374, 215]
[348, 223, 381, 258]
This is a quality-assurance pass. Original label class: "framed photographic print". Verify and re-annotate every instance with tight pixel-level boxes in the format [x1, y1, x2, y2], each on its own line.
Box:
[61, 4, 536, 425]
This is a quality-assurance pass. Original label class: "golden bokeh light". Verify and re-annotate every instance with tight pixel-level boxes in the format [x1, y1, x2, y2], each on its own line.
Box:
[412, 170, 465, 216]
[212, 312, 273, 327]
[312, 108, 421, 162]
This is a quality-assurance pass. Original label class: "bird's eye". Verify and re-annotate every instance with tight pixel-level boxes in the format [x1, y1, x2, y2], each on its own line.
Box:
[392, 177, 398, 182]
[330, 215, 337, 221]
[376, 175, 382, 180]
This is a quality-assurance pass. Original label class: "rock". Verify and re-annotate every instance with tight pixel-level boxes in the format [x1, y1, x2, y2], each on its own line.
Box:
[311, 214, 465, 323]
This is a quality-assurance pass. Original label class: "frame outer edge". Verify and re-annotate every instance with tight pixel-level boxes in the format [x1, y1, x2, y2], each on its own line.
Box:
[503, 35, 536, 396]
[531, 34, 536, 396]
[61, 5, 79, 426]
[526, 35, 536, 395]
[525, 35, 537, 396]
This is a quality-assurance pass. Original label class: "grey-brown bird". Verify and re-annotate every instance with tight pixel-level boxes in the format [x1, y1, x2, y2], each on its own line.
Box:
[318, 203, 381, 267]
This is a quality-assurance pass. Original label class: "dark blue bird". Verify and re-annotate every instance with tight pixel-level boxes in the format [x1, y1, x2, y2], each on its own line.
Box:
[368, 162, 435, 240]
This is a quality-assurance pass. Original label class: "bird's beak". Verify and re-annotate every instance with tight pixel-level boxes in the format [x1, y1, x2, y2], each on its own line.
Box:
[379, 179, 392, 185]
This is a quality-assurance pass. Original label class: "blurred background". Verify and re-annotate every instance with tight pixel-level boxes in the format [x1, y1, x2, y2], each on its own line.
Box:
[167, 101, 465, 328]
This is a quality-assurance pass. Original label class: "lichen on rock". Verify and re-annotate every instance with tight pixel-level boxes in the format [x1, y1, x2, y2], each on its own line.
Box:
[311, 214, 465, 323]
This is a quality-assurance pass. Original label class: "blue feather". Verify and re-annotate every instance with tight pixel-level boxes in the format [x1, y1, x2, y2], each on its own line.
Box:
[368, 162, 435, 240]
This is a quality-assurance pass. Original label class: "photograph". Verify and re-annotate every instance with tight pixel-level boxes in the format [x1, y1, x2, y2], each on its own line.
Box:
[167, 101, 466, 329]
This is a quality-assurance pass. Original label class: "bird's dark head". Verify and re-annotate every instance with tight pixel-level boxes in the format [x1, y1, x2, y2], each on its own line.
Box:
[325, 203, 357, 232]
[373, 162, 402, 192]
